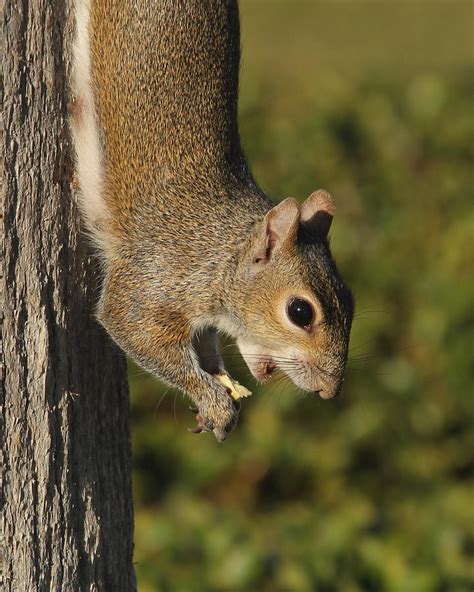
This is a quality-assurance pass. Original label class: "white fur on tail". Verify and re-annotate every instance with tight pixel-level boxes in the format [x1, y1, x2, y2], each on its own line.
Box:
[71, 0, 111, 255]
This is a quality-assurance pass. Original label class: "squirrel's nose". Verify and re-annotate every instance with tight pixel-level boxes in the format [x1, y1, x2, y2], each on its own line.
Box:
[316, 376, 342, 399]
[318, 387, 337, 400]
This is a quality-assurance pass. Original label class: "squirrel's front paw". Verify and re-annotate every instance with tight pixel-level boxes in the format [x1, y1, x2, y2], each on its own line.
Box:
[189, 385, 240, 442]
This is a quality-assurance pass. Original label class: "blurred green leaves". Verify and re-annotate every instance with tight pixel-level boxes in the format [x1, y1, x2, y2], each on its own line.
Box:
[130, 2, 474, 590]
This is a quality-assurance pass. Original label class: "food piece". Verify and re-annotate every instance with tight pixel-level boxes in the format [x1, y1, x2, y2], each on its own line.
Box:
[216, 373, 252, 400]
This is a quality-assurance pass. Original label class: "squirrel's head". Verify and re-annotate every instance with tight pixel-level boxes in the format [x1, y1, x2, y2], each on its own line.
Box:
[234, 190, 354, 399]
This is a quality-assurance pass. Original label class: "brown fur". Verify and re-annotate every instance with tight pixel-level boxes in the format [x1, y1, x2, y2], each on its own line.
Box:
[72, 0, 354, 441]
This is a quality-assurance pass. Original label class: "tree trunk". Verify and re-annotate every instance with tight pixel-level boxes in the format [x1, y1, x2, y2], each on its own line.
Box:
[1, 1, 135, 590]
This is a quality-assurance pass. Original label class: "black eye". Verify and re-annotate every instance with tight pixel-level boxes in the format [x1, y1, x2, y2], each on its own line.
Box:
[287, 298, 314, 329]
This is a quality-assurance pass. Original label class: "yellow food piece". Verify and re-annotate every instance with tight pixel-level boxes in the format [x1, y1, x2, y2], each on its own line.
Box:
[216, 374, 252, 400]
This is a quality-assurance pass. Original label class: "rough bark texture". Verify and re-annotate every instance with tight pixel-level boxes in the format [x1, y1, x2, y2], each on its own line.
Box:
[1, 1, 136, 590]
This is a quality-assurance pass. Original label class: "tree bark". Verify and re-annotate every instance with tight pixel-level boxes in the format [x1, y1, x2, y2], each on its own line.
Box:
[1, 1, 135, 590]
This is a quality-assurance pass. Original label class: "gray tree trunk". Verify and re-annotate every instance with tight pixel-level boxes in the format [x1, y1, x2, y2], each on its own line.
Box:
[1, 1, 135, 590]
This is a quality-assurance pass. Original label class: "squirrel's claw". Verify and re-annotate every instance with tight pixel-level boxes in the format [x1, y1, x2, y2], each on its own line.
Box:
[187, 383, 240, 440]
[188, 411, 213, 435]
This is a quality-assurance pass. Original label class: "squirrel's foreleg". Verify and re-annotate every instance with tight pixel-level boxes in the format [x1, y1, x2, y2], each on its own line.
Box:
[99, 269, 239, 441]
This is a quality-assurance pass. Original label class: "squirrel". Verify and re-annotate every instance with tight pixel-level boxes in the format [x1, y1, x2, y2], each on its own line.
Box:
[70, 0, 354, 441]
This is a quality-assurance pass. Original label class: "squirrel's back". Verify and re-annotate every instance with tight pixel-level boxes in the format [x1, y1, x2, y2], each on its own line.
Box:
[72, 0, 268, 254]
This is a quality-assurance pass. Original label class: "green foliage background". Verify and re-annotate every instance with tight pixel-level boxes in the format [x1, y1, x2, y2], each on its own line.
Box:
[130, 2, 474, 590]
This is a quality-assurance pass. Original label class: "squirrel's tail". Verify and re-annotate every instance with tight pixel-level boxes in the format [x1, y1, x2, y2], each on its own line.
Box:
[70, 0, 111, 257]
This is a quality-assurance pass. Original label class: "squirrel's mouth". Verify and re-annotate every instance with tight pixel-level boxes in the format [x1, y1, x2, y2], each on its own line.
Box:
[236, 337, 278, 382]
[236, 337, 342, 398]
[248, 356, 277, 381]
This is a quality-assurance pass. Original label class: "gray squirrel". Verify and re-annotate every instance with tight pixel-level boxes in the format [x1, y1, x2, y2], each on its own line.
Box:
[70, 0, 354, 441]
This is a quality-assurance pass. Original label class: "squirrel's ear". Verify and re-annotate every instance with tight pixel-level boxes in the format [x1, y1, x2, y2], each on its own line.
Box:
[253, 198, 300, 264]
[300, 189, 335, 239]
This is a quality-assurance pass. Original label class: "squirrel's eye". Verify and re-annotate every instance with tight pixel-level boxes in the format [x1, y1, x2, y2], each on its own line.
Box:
[286, 298, 314, 330]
